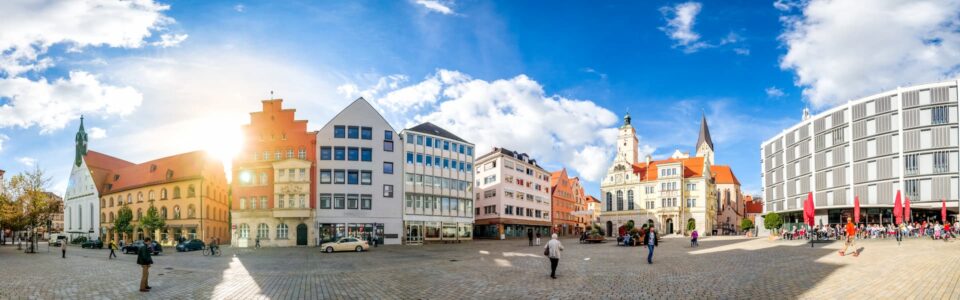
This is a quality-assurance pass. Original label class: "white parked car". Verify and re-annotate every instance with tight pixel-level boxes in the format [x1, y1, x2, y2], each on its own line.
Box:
[320, 237, 369, 253]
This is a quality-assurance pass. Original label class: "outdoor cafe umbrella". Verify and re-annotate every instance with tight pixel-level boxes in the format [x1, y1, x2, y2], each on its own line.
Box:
[804, 192, 815, 227]
[854, 196, 861, 224]
[894, 190, 903, 225]
[905, 196, 911, 223]
[943, 199, 948, 223]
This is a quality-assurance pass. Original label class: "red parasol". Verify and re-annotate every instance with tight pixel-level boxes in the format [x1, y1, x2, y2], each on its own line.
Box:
[804, 192, 815, 226]
[894, 191, 903, 225]
[853, 196, 861, 223]
[904, 196, 911, 223]
[943, 199, 947, 223]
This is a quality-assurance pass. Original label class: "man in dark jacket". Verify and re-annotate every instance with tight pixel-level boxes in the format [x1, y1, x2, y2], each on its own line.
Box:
[137, 237, 154, 292]
[527, 229, 534, 246]
[643, 228, 658, 264]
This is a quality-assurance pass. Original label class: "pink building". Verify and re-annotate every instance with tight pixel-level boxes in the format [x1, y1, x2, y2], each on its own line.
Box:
[473, 148, 552, 239]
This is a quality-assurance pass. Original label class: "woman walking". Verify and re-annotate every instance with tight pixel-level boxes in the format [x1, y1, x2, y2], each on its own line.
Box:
[644, 228, 658, 264]
[690, 230, 699, 247]
[108, 240, 118, 259]
[544, 233, 564, 279]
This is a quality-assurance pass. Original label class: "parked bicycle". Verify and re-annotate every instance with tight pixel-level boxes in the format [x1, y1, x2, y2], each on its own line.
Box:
[202, 245, 221, 256]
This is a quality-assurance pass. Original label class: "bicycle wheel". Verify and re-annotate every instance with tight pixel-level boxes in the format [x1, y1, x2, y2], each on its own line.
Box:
[202, 248, 209, 256]
[214, 248, 222, 256]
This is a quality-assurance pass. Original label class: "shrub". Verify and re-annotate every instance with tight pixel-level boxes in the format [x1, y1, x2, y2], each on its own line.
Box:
[764, 212, 783, 230]
[741, 219, 754, 231]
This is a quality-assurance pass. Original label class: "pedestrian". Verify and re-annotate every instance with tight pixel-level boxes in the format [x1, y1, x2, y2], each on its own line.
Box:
[60, 238, 67, 259]
[527, 229, 534, 246]
[840, 217, 857, 257]
[137, 237, 154, 292]
[690, 230, 699, 247]
[896, 223, 904, 246]
[255, 237, 261, 248]
[644, 228, 658, 264]
[109, 240, 118, 259]
[544, 233, 564, 279]
[119, 239, 125, 249]
[535, 231, 542, 246]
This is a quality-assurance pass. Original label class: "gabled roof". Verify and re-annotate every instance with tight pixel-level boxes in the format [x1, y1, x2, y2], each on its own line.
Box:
[84, 150, 136, 195]
[102, 151, 219, 194]
[629, 156, 706, 181]
[406, 122, 469, 144]
[696, 114, 714, 151]
[550, 168, 568, 188]
[745, 196, 763, 214]
[586, 195, 601, 203]
[711, 165, 740, 185]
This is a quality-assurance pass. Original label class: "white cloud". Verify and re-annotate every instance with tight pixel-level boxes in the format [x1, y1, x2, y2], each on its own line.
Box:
[152, 33, 189, 48]
[773, 0, 806, 11]
[0, 133, 7, 152]
[17, 157, 36, 167]
[733, 48, 751, 56]
[0, 0, 172, 76]
[581, 68, 608, 80]
[88, 127, 107, 139]
[234, 4, 245, 12]
[414, 0, 455, 15]
[0, 71, 143, 133]
[348, 69, 625, 182]
[660, 2, 708, 53]
[779, 0, 960, 108]
[765, 87, 786, 98]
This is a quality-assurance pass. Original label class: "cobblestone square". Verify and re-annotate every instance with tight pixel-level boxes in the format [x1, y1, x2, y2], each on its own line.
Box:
[1, 236, 958, 299]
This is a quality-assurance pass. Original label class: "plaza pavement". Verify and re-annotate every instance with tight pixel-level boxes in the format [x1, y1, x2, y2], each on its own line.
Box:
[0, 235, 958, 300]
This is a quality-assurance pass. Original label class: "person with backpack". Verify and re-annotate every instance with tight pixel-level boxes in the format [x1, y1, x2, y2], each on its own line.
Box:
[543, 233, 564, 279]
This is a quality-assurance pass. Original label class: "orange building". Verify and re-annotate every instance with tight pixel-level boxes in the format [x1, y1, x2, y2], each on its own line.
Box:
[99, 151, 231, 246]
[550, 168, 584, 236]
[232, 99, 317, 247]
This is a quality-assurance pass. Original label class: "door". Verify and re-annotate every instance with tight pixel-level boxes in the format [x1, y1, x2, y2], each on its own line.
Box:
[606, 221, 613, 237]
[406, 224, 422, 244]
[296, 224, 308, 246]
[666, 219, 674, 235]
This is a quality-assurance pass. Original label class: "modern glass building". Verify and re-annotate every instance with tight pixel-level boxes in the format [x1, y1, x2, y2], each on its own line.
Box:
[761, 80, 960, 228]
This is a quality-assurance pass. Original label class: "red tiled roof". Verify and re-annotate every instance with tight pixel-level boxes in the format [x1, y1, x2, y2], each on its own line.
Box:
[84, 150, 135, 195]
[102, 151, 220, 194]
[745, 198, 763, 214]
[711, 165, 740, 185]
[586, 195, 601, 203]
[630, 156, 705, 181]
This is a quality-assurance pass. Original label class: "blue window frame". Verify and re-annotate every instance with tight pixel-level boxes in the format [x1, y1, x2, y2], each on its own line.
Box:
[452, 143, 458, 153]
[334, 147, 346, 160]
[385, 130, 393, 140]
[443, 141, 449, 150]
[361, 148, 372, 161]
[467, 147, 473, 155]
[320, 147, 332, 160]
[459, 144, 464, 154]
[406, 152, 414, 164]
[347, 126, 359, 139]
[348, 147, 359, 161]
[384, 162, 394, 174]
[434, 156, 441, 166]
[451, 160, 457, 169]
[459, 162, 465, 172]
[416, 154, 423, 164]
[443, 158, 449, 168]
[416, 135, 423, 145]
[360, 127, 372, 140]
[406, 133, 413, 144]
[347, 170, 359, 184]
[467, 163, 472, 172]
[425, 155, 433, 166]
[334, 126, 345, 138]
[426, 137, 433, 147]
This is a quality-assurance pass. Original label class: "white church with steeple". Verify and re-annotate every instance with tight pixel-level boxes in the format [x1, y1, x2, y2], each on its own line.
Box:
[598, 113, 742, 237]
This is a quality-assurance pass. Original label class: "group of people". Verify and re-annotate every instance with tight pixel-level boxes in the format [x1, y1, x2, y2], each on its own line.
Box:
[543, 227, 661, 279]
[780, 220, 958, 242]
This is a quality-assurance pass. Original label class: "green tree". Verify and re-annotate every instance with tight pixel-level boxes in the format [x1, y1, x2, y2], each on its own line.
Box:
[625, 220, 635, 232]
[139, 204, 165, 239]
[764, 212, 783, 230]
[741, 218, 754, 231]
[114, 205, 134, 241]
[687, 218, 696, 231]
[6, 167, 56, 252]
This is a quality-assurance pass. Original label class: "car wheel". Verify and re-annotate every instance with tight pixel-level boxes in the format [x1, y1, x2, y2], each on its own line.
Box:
[326, 247, 334, 253]
[355, 246, 363, 252]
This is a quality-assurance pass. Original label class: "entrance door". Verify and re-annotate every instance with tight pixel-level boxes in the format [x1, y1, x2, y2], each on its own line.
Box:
[606, 221, 613, 237]
[666, 219, 674, 235]
[296, 224, 307, 246]
[406, 223, 423, 245]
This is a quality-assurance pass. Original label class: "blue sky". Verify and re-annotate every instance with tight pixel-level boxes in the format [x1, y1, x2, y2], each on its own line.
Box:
[3, 0, 960, 199]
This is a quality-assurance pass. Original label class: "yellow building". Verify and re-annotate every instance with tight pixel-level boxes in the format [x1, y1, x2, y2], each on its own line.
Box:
[99, 151, 231, 246]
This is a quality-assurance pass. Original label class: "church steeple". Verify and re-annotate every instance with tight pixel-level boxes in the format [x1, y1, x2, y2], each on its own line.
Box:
[695, 113, 714, 165]
[615, 111, 639, 164]
[74, 116, 88, 167]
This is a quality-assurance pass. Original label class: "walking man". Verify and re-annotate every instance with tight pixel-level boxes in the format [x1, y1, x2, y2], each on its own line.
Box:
[644, 228, 658, 264]
[527, 229, 534, 246]
[108, 240, 118, 259]
[544, 233, 564, 279]
[255, 237, 261, 249]
[60, 238, 66, 258]
[535, 231, 542, 246]
[840, 217, 857, 256]
[137, 237, 154, 292]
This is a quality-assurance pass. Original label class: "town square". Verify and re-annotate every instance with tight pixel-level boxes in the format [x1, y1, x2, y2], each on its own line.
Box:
[3, 0, 960, 299]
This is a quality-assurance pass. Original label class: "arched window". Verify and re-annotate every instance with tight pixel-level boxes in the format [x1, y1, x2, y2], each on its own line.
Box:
[109, 212, 115, 222]
[206, 205, 210, 219]
[173, 206, 181, 219]
[257, 223, 269, 239]
[240, 197, 246, 209]
[109, 197, 114, 207]
[187, 205, 196, 219]
[606, 192, 613, 211]
[137, 192, 143, 202]
[277, 223, 289, 239]
[79, 206, 83, 230]
[148, 190, 155, 201]
[239, 224, 249, 238]
[136, 208, 143, 220]
[627, 190, 635, 210]
[89, 203, 94, 228]
[127, 194, 132, 204]
[67, 207, 72, 229]
[101, 213, 105, 222]
[101, 198, 105, 207]
[161, 207, 167, 219]
[160, 188, 168, 200]
[173, 186, 181, 199]
[187, 185, 196, 197]
[616, 191, 624, 211]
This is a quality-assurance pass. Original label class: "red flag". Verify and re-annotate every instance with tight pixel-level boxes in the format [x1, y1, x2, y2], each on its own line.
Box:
[804, 192, 815, 226]
[943, 199, 948, 223]
[854, 196, 861, 223]
[904, 196, 911, 223]
[894, 191, 903, 225]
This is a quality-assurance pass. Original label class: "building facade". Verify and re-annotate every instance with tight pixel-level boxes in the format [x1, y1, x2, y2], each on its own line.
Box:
[762, 80, 960, 228]
[232, 99, 317, 247]
[316, 98, 403, 245]
[400, 122, 475, 244]
[585, 195, 601, 225]
[99, 151, 231, 246]
[44, 192, 64, 235]
[599, 114, 740, 236]
[64, 118, 132, 242]
[550, 169, 585, 236]
[714, 165, 744, 234]
[473, 148, 552, 239]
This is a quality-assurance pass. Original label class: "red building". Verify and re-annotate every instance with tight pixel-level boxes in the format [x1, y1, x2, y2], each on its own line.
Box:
[550, 168, 584, 236]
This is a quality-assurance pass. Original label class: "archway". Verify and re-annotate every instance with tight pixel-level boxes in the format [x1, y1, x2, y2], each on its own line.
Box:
[666, 218, 674, 235]
[605, 221, 613, 237]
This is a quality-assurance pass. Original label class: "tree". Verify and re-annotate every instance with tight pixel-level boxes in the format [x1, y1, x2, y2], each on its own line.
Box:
[114, 205, 134, 241]
[764, 212, 783, 231]
[5, 167, 55, 252]
[687, 218, 696, 231]
[741, 218, 754, 232]
[139, 204, 166, 239]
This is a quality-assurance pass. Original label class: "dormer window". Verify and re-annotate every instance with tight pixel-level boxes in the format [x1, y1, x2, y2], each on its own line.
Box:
[113, 174, 120, 181]
[166, 170, 174, 180]
[150, 164, 157, 172]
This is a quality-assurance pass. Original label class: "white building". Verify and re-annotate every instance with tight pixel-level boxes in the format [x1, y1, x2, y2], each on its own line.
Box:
[315, 98, 404, 245]
[473, 148, 552, 239]
[400, 122, 475, 244]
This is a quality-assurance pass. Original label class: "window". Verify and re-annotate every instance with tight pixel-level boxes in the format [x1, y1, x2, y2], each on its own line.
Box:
[320, 169, 332, 184]
[434, 156, 441, 166]
[426, 137, 433, 147]
[505, 205, 514, 215]
[348, 170, 359, 184]
[416, 154, 423, 164]
[334, 170, 346, 184]
[933, 106, 949, 125]
[348, 126, 359, 139]
[320, 147, 332, 160]
[687, 198, 696, 207]
[686, 183, 696, 191]
[188, 185, 196, 197]
[443, 141, 449, 150]
[425, 155, 433, 166]
[484, 175, 496, 184]
[348, 194, 359, 209]
[407, 152, 414, 164]
[173, 206, 181, 219]
[934, 151, 950, 173]
[334, 147, 346, 160]
[385, 130, 393, 141]
[361, 195, 372, 210]
[467, 147, 473, 155]
[360, 127, 372, 140]
[275, 150, 281, 160]
[627, 190, 634, 210]
[299, 194, 305, 208]
[239, 224, 249, 238]
[259, 173, 268, 185]
[279, 169, 286, 178]
[257, 224, 269, 239]
[459, 144, 465, 154]
[443, 159, 449, 168]
[466, 163, 472, 172]
[320, 194, 331, 209]
[160, 188, 167, 200]
[361, 148, 372, 161]
[616, 191, 623, 211]
[905, 154, 919, 175]
[606, 192, 612, 211]
[287, 149, 294, 158]
[187, 204, 196, 218]
[384, 162, 394, 174]
[348, 147, 359, 161]
[277, 224, 289, 239]
[415, 134, 423, 145]
[278, 195, 285, 208]
[298, 148, 306, 159]
[383, 184, 394, 197]
[334, 194, 346, 209]
[361, 171, 372, 185]
[406, 133, 414, 144]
